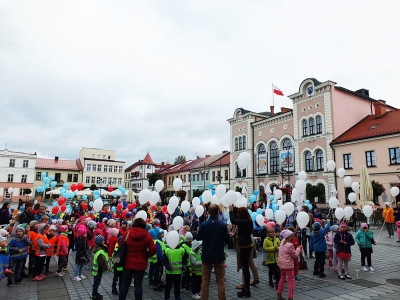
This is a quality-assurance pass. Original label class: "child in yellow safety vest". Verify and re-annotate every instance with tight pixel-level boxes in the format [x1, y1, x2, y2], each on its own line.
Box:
[111, 237, 123, 295]
[163, 242, 188, 300]
[180, 232, 193, 292]
[92, 235, 108, 300]
[44, 225, 57, 274]
[148, 227, 166, 291]
[190, 240, 203, 300]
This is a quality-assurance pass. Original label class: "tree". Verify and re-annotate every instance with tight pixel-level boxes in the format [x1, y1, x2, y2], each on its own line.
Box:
[371, 180, 385, 203]
[177, 190, 187, 201]
[23, 188, 32, 195]
[174, 155, 186, 164]
[148, 173, 162, 187]
[193, 189, 202, 198]
[90, 184, 97, 191]
[235, 186, 242, 193]
[306, 185, 320, 201]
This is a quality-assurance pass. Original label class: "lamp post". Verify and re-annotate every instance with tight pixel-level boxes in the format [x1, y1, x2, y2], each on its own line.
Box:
[216, 157, 223, 184]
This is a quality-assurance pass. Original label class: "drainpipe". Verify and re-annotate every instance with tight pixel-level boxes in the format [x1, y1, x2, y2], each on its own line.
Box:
[330, 144, 338, 198]
[251, 121, 255, 201]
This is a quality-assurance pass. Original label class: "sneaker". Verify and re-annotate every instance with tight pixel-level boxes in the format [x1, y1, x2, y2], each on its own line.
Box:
[387, 235, 391, 238]
[369, 266, 375, 272]
[181, 288, 188, 292]
[15, 279, 23, 284]
[361, 266, 368, 272]
[295, 275, 300, 281]
[7, 282, 13, 287]
[79, 275, 87, 280]
[338, 275, 345, 280]
[74, 276, 82, 281]
[237, 289, 251, 298]
[313, 271, 320, 275]
[55, 272, 64, 277]
[32, 276, 43, 281]
[63, 267, 68, 271]
[130, 283, 135, 287]
[85, 266, 90, 270]
[38, 274, 46, 279]
[345, 274, 352, 279]
[319, 273, 326, 278]
[192, 295, 201, 300]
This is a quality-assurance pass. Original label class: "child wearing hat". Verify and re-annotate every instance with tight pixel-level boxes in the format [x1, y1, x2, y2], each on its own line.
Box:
[74, 228, 89, 281]
[181, 232, 193, 292]
[190, 240, 203, 299]
[334, 223, 355, 280]
[55, 225, 69, 277]
[28, 220, 39, 275]
[355, 223, 375, 272]
[263, 227, 281, 289]
[92, 235, 109, 300]
[277, 230, 302, 300]
[44, 225, 57, 274]
[8, 225, 31, 285]
[310, 219, 331, 278]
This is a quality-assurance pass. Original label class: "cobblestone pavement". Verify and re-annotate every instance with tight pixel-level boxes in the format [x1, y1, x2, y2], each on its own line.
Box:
[1, 228, 400, 300]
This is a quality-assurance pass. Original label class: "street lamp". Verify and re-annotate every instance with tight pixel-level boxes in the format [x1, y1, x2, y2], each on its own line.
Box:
[216, 157, 223, 184]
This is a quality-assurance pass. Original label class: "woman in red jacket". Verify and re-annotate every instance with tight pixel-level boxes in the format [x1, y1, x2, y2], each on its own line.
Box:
[118, 218, 156, 300]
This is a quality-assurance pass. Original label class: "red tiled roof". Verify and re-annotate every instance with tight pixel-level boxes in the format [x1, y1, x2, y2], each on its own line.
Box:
[125, 161, 141, 172]
[209, 152, 230, 167]
[191, 153, 228, 169]
[331, 109, 400, 144]
[36, 158, 82, 171]
[180, 158, 207, 171]
[142, 153, 155, 165]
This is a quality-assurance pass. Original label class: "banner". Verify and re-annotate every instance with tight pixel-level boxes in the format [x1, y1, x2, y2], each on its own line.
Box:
[257, 153, 268, 174]
[280, 150, 294, 172]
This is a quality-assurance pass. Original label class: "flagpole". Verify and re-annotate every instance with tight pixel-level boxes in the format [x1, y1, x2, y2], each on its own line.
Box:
[272, 83, 275, 107]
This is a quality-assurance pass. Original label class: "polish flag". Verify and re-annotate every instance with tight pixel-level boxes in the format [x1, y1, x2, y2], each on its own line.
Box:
[273, 85, 284, 96]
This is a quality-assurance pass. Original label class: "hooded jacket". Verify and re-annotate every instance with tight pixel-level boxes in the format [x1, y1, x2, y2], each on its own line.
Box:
[278, 240, 302, 270]
[122, 227, 156, 271]
[310, 222, 330, 253]
[355, 229, 374, 249]
[9, 235, 31, 260]
[36, 224, 51, 256]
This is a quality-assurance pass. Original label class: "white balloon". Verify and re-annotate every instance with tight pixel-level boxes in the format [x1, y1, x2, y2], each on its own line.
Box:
[135, 210, 147, 221]
[348, 192, 357, 203]
[277, 200, 283, 207]
[221, 196, 229, 207]
[215, 184, 226, 199]
[344, 206, 354, 218]
[296, 211, 309, 229]
[173, 178, 183, 191]
[264, 208, 274, 220]
[326, 160, 336, 171]
[167, 204, 175, 215]
[235, 200, 247, 208]
[195, 205, 204, 217]
[351, 182, 360, 192]
[139, 189, 151, 205]
[154, 180, 164, 192]
[211, 195, 221, 205]
[236, 192, 242, 201]
[337, 168, 345, 178]
[274, 189, 282, 200]
[329, 197, 339, 208]
[173, 216, 183, 230]
[225, 190, 237, 205]
[149, 191, 160, 205]
[291, 188, 299, 198]
[166, 230, 179, 249]
[335, 207, 345, 219]
[363, 205, 373, 218]
[344, 176, 352, 186]
[7, 187, 13, 194]
[237, 152, 251, 170]
[282, 202, 294, 216]
[169, 196, 179, 209]
[256, 214, 265, 226]
[275, 210, 286, 225]
[192, 197, 200, 208]
[202, 190, 212, 204]
[390, 186, 400, 197]
[295, 180, 306, 193]
[93, 199, 103, 212]
[298, 171, 307, 181]
[181, 200, 190, 213]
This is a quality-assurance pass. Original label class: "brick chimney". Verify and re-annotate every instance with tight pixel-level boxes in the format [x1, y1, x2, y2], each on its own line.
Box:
[205, 155, 211, 158]
[55, 156, 59, 162]
[373, 101, 386, 117]
[270, 106, 274, 117]
[280, 107, 291, 113]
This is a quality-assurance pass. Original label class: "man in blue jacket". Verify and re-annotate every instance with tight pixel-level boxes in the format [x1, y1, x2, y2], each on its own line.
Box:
[310, 219, 330, 278]
[196, 204, 230, 300]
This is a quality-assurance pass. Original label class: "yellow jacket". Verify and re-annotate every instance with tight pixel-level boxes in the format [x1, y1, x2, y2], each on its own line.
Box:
[383, 207, 394, 223]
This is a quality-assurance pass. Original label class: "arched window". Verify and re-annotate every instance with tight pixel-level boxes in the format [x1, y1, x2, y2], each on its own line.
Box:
[258, 144, 267, 174]
[316, 149, 324, 171]
[236, 163, 242, 178]
[305, 151, 314, 171]
[270, 142, 279, 174]
[243, 136, 246, 149]
[318, 184, 326, 203]
[309, 118, 315, 135]
[302, 119, 308, 136]
[235, 138, 238, 151]
[282, 138, 292, 150]
[239, 137, 243, 150]
[316, 115, 323, 133]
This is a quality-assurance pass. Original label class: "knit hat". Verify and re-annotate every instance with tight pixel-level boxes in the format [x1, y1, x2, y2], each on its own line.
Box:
[121, 220, 128, 226]
[57, 219, 63, 225]
[102, 217, 108, 223]
[97, 222, 105, 230]
[16, 225, 25, 233]
[185, 232, 193, 241]
[266, 222, 275, 228]
[315, 218, 322, 224]
[146, 224, 152, 231]
[85, 217, 92, 224]
[49, 225, 57, 231]
[313, 222, 321, 231]
[340, 222, 348, 227]
[87, 221, 97, 228]
[152, 219, 160, 225]
[280, 230, 293, 239]
[385, 202, 390, 206]
[94, 235, 104, 245]
[331, 225, 339, 232]
[127, 221, 133, 228]
[58, 225, 68, 233]
[20, 223, 28, 229]
[107, 219, 116, 227]
[52, 219, 57, 224]
[110, 228, 119, 236]
[361, 223, 368, 229]
[77, 228, 86, 237]
[30, 220, 38, 228]
[79, 216, 86, 221]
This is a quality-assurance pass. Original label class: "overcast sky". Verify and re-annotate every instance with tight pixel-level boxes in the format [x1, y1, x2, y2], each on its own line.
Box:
[1, 1, 400, 166]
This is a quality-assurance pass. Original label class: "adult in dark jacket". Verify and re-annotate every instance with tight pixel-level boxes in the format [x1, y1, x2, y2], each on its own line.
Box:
[196, 204, 229, 300]
[18, 202, 35, 225]
[154, 206, 167, 230]
[334, 223, 355, 280]
[99, 204, 113, 222]
[119, 218, 157, 300]
[394, 201, 400, 223]
[229, 205, 254, 298]
[0, 202, 12, 225]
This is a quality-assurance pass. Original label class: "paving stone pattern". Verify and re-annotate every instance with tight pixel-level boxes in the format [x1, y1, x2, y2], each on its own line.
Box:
[1, 229, 400, 300]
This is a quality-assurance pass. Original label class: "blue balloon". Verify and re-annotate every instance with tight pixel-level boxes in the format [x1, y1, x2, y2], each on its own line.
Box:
[44, 184, 49, 189]
[49, 175, 55, 181]
[248, 209, 252, 215]
[249, 195, 256, 203]
[63, 183, 69, 189]
[60, 188, 65, 193]
[272, 204, 278, 211]
[36, 186, 41, 192]
[199, 195, 203, 201]
[256, 208, 262, 215]
[111, 206, 116, 212]
[89, 201, 93, 206]
[43, 177, 49, 184]
[272, 200, 277, 205]
[41, 172, 47, 178]
[34, 200, 37, 204]
[104, 201, 108, 205]
[113, 193, 117, 198]
[251, 212, 257, 221]
[308, 204, 313, 211]
[67, 205, 71, 209]
[53, 201, 58, 206]
[83, 195, 88, 201]
[74, 191, 78, 195]
[209, 184, 214, 189]
[51, 181, 57, 188]
[118, 186, 123, 191]
[94, 194, 99, 200]
[211, 190, 215, 195]
[20, 206, 24, 211]
[254, 190, 259, 196]
[94, 190, 100, 195]
[270, 195, 275, 200]
[305, 200, 310, 205]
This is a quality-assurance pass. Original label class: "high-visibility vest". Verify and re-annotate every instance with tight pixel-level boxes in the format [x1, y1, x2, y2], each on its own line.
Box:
[165, 247, 185, 275]
[112, 243, 123, 272]
[35, 234, 49, 257]
[29, 231, 38, 254]
[148, 239, 166, 263]
[92, 249, 108, 276]
[182, 243, 191, 267]
[46, 235, 57, 257]
[56, 234, 70, 256]
[190, 251, 202, 276]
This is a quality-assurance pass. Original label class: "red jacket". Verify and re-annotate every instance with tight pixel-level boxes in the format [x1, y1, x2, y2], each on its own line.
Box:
[122, 227, 156, 271]
[108, 236, 118, 258]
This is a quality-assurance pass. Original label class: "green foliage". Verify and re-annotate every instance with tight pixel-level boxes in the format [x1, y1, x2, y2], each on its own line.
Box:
[235, 186, 242, 193]
[371, 180, 385, 196]
[23, 188, 32, 195]
[148, 173, 162, 187]
[174, 155, 186, 164]
[177, 190, 187, 200]
[90, 184, 97, 191]
[193, 189, 202, 198]
[306, 185, 321, 199]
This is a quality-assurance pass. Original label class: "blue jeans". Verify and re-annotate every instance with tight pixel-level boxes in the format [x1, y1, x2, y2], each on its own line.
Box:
[92, 269, 103, 297]
[13, 259, 25, 282]
[75, 263, 84, 277]
[119, 269, 145, 300]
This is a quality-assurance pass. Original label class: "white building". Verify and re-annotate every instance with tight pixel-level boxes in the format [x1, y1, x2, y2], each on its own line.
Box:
[0, 149, 36, 202]
[124, 153, 156, 191]
[79, 148, 125, 189]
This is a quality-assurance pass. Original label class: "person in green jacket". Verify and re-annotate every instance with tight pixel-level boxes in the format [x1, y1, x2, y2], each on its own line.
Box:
[355, 223, 375, 272]
[190, 240, 202, 300]
[92, 235, 109, 300]
[263, 227, 281, 289]
[163, 243, 188, 300]
[181, 232, 193, 292]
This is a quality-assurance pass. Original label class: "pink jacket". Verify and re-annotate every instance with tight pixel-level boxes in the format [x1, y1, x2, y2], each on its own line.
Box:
[278, 240, 302, 270]
[325, 231, 334, 250]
